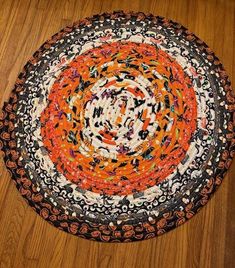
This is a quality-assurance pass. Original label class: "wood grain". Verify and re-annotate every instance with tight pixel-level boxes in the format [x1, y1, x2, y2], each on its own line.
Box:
[0, 0, 234, 267]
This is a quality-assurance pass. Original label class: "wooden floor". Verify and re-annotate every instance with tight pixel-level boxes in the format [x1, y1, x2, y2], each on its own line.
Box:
[0, 0, 234, 267]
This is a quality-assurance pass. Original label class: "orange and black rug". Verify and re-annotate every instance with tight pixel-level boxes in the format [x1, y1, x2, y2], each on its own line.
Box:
[0, 11, 234, 242]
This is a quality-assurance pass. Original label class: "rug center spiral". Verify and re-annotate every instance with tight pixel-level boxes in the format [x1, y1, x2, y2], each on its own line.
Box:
[83, 75, 157, 159]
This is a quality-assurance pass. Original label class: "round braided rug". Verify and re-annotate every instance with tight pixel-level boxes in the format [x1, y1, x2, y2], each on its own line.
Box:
[0, 11, 234, 242]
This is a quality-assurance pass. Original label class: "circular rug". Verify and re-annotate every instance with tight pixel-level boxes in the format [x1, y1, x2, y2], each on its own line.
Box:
[0, 11, 234, 242]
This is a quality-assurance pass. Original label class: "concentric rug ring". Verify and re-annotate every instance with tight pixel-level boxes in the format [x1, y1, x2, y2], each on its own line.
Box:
[0, 11, 234, 242]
